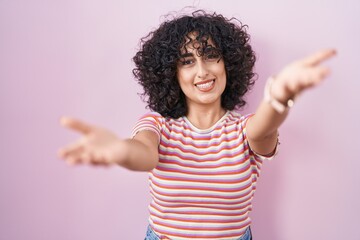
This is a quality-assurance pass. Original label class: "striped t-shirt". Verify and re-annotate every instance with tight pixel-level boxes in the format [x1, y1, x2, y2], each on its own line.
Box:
[132, 110, 276, 240]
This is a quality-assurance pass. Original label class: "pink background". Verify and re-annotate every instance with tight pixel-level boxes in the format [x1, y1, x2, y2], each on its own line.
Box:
[1, 0, 359, 239]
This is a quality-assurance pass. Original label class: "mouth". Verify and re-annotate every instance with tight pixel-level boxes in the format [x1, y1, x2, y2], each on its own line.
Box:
[194, 79, 215, 92]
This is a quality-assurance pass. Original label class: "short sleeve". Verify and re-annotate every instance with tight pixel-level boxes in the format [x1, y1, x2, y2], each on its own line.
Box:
[131, 112, 163, 143]
[240, 113, 279, 161]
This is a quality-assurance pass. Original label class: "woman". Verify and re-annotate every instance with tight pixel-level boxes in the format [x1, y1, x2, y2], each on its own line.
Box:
[58, 10, 335, 240]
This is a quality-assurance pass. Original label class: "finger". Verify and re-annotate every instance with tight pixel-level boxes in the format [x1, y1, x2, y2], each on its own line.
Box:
[301, 49, 337, 66]
[80, 152, 93, 164]
[287, 66, 331, 93]
[67, 149, 93, 165]
[60, 117, 92, 134]
[90, 152, 106, 165]
[65, 147, 94, 166]
[314, 65, 331, 81]
[90, 160, 112, 168]
[89, 152, 113, 166]
[66, 156, 82, 166]
[304, 66, 331, 86]
[58, 142, 84, 159]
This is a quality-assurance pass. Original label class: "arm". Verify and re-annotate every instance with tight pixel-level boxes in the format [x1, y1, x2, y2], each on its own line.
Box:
[246, 49, 336, 155]
[58, 118, 159, 171]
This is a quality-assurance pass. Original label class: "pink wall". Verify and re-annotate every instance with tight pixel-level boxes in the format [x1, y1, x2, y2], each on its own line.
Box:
[1, 1, 359, 239]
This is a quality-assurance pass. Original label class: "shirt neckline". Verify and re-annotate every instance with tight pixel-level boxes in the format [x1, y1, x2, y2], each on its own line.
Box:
[182, 111, 230, 134]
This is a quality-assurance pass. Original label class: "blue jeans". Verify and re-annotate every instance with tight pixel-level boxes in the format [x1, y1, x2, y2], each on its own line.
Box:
[144, 225, 252, 240]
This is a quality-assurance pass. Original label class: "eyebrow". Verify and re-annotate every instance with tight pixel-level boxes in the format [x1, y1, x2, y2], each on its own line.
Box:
[179, 52, 194, 58]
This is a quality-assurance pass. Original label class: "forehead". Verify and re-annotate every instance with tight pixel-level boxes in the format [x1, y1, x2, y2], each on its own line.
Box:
[180, 32, 216, 54]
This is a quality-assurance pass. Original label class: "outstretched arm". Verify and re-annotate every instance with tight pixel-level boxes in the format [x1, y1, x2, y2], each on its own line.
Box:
[58, 117, 159, 171]
[246, 49, 336, 155]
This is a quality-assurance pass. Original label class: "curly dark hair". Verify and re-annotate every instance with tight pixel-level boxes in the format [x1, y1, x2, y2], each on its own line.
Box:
[132, 10, 256, 118]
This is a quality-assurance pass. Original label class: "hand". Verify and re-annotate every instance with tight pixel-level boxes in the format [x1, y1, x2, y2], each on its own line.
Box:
[58, 117, 127, 166]
[271, 49, 337, 103]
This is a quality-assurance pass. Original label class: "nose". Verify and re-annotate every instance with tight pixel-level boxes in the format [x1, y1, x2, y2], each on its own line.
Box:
[196, 60, 209, 79]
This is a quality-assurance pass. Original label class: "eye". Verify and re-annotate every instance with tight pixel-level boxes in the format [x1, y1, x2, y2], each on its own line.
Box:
[179, 57, 195, 66]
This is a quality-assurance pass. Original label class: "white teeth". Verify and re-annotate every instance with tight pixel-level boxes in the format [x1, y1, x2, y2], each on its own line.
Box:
[196, 80, 214, 89]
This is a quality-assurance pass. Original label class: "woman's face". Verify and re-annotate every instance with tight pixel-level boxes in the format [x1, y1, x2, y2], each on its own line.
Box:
[176, 35, 227, 110]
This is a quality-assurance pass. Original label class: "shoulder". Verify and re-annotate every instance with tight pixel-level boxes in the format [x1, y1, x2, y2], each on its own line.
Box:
[133, 111, 184, 132]
[225, 110, 253, 126]
[135, 111, 165, 125]
[139, 111, 163, 120]
[131, 112, 165, 138]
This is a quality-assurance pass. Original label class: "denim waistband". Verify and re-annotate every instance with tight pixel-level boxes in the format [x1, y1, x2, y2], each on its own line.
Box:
[144, 225, 252, 240]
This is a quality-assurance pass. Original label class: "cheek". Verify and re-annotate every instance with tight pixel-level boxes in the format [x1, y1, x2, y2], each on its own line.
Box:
[177, 71, 194, 86]
[218, 65, 227, 90]
[176, 75, 189, 94]
[212, 60, 226, 73]
[214, 64, 227, 81]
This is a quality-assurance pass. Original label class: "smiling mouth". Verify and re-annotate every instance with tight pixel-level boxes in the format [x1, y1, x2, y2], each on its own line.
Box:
[194, 79, 215, 91]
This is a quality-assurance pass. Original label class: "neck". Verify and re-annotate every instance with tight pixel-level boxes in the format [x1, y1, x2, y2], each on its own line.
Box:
[186, 103, 226, 130]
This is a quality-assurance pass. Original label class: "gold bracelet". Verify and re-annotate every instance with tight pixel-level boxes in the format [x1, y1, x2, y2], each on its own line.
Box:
[264, 77, 294, 114]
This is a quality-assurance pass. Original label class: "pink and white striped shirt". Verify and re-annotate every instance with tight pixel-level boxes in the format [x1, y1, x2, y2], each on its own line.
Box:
[132, 111, 275, 240]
